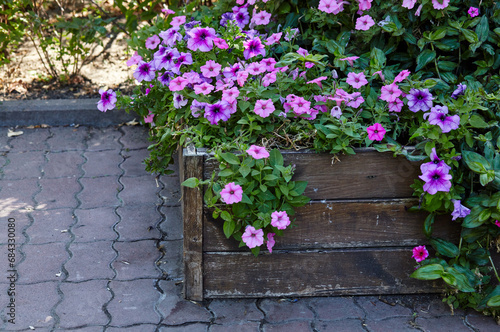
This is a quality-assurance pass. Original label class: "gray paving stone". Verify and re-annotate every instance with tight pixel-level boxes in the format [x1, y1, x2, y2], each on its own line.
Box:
[47, 126, 88, 151]
[357, 297, 413, 321]
[78, 176, 121, 209]
[209, 299, 263, 324]
[122, 148, 150, 177]
[107, 324, 157, 331]
[315, 319, 365, 332]
[209, 321, 260, 332]
[112, 240, 160, 280]
[159, 205, 183, 240]
[37, 177, 80, 209]
[115, 205, 161, 241]
[159, 175, 181, 206]
[120, 125, 150, 150]
[414, 298, 456, 318]
[83, 150, 123, 177]
[0, 178, 38, 214]
[262, 321, 313, 331]
[156, 240, 183, 280]
[466, 312, 500, 330]
[62, 327, 105, 332]
[65, 241, 116, 281]
[107, 279, 160, 326]
[43, 151, 83, 178]
[27, 208, 74, 244]
[2, 151, 45, 179]
[260, 299, 314, 323]
[73, 207, 118, 242]
[0, 127, 11, 152]
[15, 242, 68, 283]
[120, 175, 161, 207]
[9, 128, 50, 151]
[365, 317, 420, 331]
[160, 323, 209, 332]
[0, 281, 59, 330]
[87, 127, 122, 151]
[415, 315, 472, 331]
[56, 280, 112, 328]
[309, 297, 363, 321]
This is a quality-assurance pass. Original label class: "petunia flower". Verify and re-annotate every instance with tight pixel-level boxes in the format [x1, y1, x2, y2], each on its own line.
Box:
[144, 110, 154, 124]
[266, 233, 275, 253]
[339, 56, 359, 67]
[158, 71, 174, 86]
[220, 12, 235, 27]
[412, 245, 429, 263]
[246, 145, 270, 159]
[394, 69, 411, 83]
[213, 38, 229, 49]
[254, 99, 275, 118]
[170, 15, 186, 28]
[220, 182, 243, 204]
[193, 83, 215, 95]
[173, 93, 188, 109]
[97, 89, 117, 112]
[451, 199, 471, 221]
[265, 32, 282, 46]
[168, 76, 189, 92]
[468, 7, 479, 18]
[261, 58, 277, 72]
[186, 27, 216, 52]
[271, 211, 290, 230]
[388, 98, 403, 112]
[432, 0, 450, 10]
[262, 72, 277, 87]
[424, 105, 460, 133]
[355, 15, 375, 31]
[200, 60, 222, 78]
[145, 35, 161, 49]
[420, 148, 451, 174]
[241, 225, 264, 249]
[223, 63, 241, 80]
[419, 167, 452, 195]
[159, 28, 182, 47]
[402, 0, 417, 9]
[451, 83, 467, 99]
[307, 76, 328, 89]
[133, 61, 156, 82]
[126, 51, 142, 66]
[237, 71, 249, 87]
[252, 10, 271, 25]
[407, 88, 433, 112]
[190, 99, 206, 118]
[246, 62, 266, 75]
[380, 83, 402, 103]
[204, 101, 232, 125]
[346, 93, 364, 108]
[221, 87, 240, 103]
[284, 28, 299, 41]
[243, 37, 266, 60]
[358, 0, 372, 11]
[366, 123, 386, 141]
[346, 72, 368, 89]
[318, 0, 344, 14]
[234, 7, 250, 28]
[495, 220, 500, 228]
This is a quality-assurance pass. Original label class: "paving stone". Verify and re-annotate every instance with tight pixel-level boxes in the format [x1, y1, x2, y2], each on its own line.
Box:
[120, 175, 161, 207]
[209, 322, 260, 332]
[120, 125, 150, 150]
[107, 279, 160, 326]
[15, 242, 68, 283]
[157, 280, 211, 325]
[262, 321, 313, 331]
[64, 327, 105, 332]
[0, 179, 38, 217]
[415, 316, 472, 331]
[121, 148, 150, 177]
[27, 208, 74, 244]
[43, 151, 84, 178]
[364, 317, 420, 332]
[466, 312, 500, 330]
[9, 128, 50, 151]
[112, 240, 160, 280]
[259, 299, 314, 323]
[159, 205, 183, 240]
[83, 150, 123, 177]
[209, 299, 263, 324]
[37, 177, 80, 209]
[87, 127, 122, 151]
[414, 298, 456, 318]
[0, 127, 11, 151]
[115, 205, 161, 241]
[56, 280, 111, 328]
[65, 241, 115, 281]
[47, 126, 88, 151]
[160, 323, 209, 332]
[0, 281, 59, 330]
[159, 175, 181, 206]
[156, 240, 183, 280]
[315, 319, 365, 332]
[78, 176, 121, 209]
[107, 324, 158, 331]
[0, 210, 30, 248]
[309, 297, 363, 321]
[73, 207, 118, 242]
[357, 297, 413, 321]
[2, 151, 45, 179]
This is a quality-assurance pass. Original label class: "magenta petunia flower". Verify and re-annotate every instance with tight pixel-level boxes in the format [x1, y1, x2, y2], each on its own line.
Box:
[145, 35, 161, 49]
[271, 211, 290, 230]
[346, 72, 368, 89]
[171, 52, 193, 74]
[168, 76, 189, 92]
[126, 51, 142, 66]
[355, 15, 375, 31]
[170, 15, 186, 28]
[419, 167, 452, 195]
[261, 58, 277, 72]
[243, 37, 266, 60]
[407, 88, 433, 112]
[186, 27, 216, 52]
[495, 220, 500, 228]
[213, 38, 229, 49]
[290, 96, 311, 116]
[380, 83, 402, 103]
[159, 28, 182, 47]
[252, 10, 271, 25]
[432, 0, 450, 10]
[267, 233, 275, 253]
[366, 123, 386, 141]
[223, 63, 241, 80]
[394, 69, 411, 83]
[200, 60, 222, 78]
[468, 7, 479, 18]
[402, 0, 417, 9]
[424, 105, 460, 133]
[97, 89, 117, 112]
[451, 199, 471, 221]
[193, 83, 214, 95]
[246, 145, 270, 159]
[412, 245, 429, 263]
[254, 99, 275, 118]
[220, 182, 243, 204]
[265, 32, 282, 46]
[241, 225, 264, 249]
[133, 61, 156, 82]
[204, 101, 232, 125]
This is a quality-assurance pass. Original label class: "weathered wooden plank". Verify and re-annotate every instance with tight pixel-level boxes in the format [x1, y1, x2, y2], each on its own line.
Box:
[203, 248, 442, 298]
[180, 147, 204, 301]
[204, 149, 421, 200]
[203, 199, 459, 252]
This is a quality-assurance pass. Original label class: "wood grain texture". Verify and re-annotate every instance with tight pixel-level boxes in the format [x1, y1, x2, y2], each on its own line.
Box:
[181, 148, 204, 301]
[204, 149, 422, 200]
[203, 199, 459, 252]
[203, 248, 442, 298]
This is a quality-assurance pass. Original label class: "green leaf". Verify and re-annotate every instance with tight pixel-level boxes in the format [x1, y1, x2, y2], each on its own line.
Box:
[239, 165, 251, 178]
[218, 169, 234, 177]
[220, 211, 231, 222]
[293, 181, 308, 196]
[480, 171, 495, 186]
[487, 295, 500, 307]
[423, 213, 435, 237]
[264, 174, 279, 181]
[461, 29, 479, 43]
[240, 193, 253, 204]
[181, 177, 199, 188]
[223, 220, 235, 239]
[475, 15, 489, 43]
[269, 149, 284, 167]
[462, 206, 486, 228]
[462, 150, 492, 172]
[416, 49, 436, 72]
[430, 238, 459, 258]
[469, 114, 489, 128]
[410, 264, 444, 280]
[260, 184, 268, 192]
[443, 267, 475, 292]
[221, 153, 240, 165]
[250, 246, 260, 257]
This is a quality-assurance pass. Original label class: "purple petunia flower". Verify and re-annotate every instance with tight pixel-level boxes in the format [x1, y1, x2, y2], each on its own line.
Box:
[424, 105, 460, 133]
[243, 37, 265, 60]
[233, 7, 250, 28]
[220, 12, 235, 27]
[420, 148, 451, 174]
[145, 35, 161, 49]
[204, 101, 232, 125]
[186, 27, 216, 52]
[159, 28, 183, 47]
[171, 52, 193, 74]
[407, 88, 434, 112]
[223, 63, 241, 80]
[133, 61, 156, 82]
[153, 47, 179, 71]
[190, 99, 207, 118]
[157, 71, 174, 86]
[97, 89, 117, 112]
[451, 199, 471, 221]
[419, 166, 452, 195]
[451, 83, 467, 99]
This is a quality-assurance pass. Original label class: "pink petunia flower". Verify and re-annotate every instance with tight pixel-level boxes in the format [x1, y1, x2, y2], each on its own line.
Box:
[162, 9, 175, 15]
[221, 87, 239, 103]
[267, 233, 275, 253]
[170, 15, 186, 28]
[468, 7, 479, 18]
[355, 15, 375, 31]
[243, 37, 266, 60]
[388, 98, 404, 112]
[186, 27, 216, 52]
[394, 69, 411, 83]
[261, 58, 277, 72]
[367, 123, 386, 141]
[339, 56, 359, 67]
[402, 0, 417, 9]
[200, 60, 222, 78]
[246, 62, 266, 75]
[372, 70, 385, 81]
[168, 76, 189, 92]
[262, 72, 277, 87]
[252, 10, 271, 25]
[193, 83, 215, 95]
[241, 226, 264, 249]
[126, 51, 142, 66]
[237, 71, 249, 87]
[432, 0, 450, 10]
[412, 245, 429, 263]
[144, 110, 154, 124]
[318, 0, 344, 14]
[213, 38, 229, 49]
[246, 145, 270, 159]
[145, 35, 161, 49]
[307, 76, 328, 89]
[254, 99, 275, 118]
[220, 182, 243, 204]
[346, 93, 364, 108]
[346, 72, 368, 89]
[380, 83, 402, 103]
[271, 211, 290, 230]
[265, 32, 282, 46]
[358, 0, 372, 11]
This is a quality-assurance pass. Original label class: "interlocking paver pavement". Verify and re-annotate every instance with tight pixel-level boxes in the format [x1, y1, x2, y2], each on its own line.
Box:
[0, 125, 498, 332]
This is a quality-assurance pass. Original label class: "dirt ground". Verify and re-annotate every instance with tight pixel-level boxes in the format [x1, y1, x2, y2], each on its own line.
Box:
[0, 29, 135, 101]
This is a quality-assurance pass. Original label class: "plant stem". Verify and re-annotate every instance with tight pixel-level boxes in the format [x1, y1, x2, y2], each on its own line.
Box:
[488, 255, 500, 283]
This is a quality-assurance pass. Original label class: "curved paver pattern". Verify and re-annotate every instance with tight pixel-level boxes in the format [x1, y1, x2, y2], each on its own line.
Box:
[0, 125, 498, 331]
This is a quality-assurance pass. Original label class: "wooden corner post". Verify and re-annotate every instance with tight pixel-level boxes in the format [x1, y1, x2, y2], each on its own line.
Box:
[180, 146, 204, 301]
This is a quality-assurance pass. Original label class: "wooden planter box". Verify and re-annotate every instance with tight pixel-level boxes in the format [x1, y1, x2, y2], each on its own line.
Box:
[180, 146, 460, 301]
